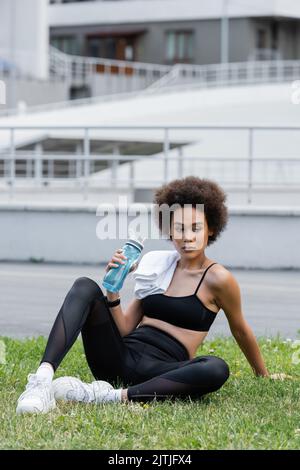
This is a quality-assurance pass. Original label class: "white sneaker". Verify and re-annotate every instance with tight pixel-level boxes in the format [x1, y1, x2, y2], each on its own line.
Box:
[16, 373, 56, 415]
[52, 376, 114, 403]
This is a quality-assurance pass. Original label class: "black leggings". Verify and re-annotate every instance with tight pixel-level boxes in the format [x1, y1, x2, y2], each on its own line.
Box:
[41, 277, 230, 402]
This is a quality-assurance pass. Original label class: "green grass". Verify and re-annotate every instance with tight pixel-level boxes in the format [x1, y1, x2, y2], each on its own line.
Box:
[0, 335, 299, 450]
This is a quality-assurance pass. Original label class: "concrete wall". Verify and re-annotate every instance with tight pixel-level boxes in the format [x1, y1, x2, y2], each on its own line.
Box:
[138, 18, 253, 64]
[90, 73, 150, 96]
[0, 203, 299, 268]
[2, 78, 68, 109]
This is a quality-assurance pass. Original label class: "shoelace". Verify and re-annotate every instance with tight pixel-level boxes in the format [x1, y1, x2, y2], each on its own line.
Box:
[21, 374, 51, 400]
[18, 375, 44, 402]
[26, 374, 45, 390]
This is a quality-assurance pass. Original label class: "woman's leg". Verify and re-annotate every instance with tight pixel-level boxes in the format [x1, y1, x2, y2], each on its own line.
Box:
[62, 322, 229, 404]
[17, 276, 127, 413]
[41, 276, 125, 382]
[125, 355, 230, 402]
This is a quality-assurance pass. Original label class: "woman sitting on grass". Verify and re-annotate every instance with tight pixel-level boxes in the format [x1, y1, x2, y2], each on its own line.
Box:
[17, 176, 283, 415]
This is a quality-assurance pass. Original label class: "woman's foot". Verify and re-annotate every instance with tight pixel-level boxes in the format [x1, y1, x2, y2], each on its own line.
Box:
[16, 373, 56, 415]
[52, 376, 122, 403]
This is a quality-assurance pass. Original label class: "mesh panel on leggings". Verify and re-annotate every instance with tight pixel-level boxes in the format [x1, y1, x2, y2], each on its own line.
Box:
[127, 377, 207, 402]
[41, 277, 107, 371]
[126, 356, 230, 402]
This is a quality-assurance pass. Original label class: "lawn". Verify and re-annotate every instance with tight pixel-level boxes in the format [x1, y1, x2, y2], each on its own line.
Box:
[0, 335, 299, 450]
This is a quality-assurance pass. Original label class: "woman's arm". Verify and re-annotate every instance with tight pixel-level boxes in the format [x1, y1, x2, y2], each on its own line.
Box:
[106, 290, 128, 336]
[105, 256, 141, 336]
[213, 269, 269, 377]
[106, 291, 144, 337]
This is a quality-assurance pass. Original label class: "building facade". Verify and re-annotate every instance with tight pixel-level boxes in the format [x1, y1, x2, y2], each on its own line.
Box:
[49, 0, 300, 64]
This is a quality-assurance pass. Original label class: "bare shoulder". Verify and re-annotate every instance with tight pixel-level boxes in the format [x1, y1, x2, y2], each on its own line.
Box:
[206, 262, 238, 292]
[206, 262, 243, 313]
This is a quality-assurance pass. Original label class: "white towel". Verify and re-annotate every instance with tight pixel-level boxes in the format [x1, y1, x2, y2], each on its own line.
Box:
[132, 249, 181, 299]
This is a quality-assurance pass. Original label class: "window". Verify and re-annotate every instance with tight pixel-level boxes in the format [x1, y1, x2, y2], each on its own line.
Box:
[165, 31, 194, 63]
[51, 36, 79, 55]
[271, 21, 279, 50]
[86, 36, 135, 61]
[87, 37, 117, 59]
[256, 28, 267, 49]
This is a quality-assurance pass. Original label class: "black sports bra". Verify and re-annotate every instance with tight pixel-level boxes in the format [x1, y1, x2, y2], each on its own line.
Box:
[141, 262, 218, 332]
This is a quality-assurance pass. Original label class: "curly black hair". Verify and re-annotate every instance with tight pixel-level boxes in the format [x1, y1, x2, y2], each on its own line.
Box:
[153, 176, 228, 246]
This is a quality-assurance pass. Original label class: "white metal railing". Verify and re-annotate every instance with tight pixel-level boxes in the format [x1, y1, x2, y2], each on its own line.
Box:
[49, 46, 170, 89]
[50, 47, 300, 94]
[248, 48, 282, 61]
[145, 60, 300, 92]
[2, 47, 300, 116]
[0, 48, 172, 116]
[0, 125, 300, 204]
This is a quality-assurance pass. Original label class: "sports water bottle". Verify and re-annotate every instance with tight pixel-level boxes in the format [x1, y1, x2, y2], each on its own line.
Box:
[102, 235, 145, 293]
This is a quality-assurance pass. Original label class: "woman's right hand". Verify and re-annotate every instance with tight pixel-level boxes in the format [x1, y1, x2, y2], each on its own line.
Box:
[105, 248, 127, 273]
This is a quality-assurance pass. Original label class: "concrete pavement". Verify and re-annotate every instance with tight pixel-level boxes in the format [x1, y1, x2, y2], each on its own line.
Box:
[0, 262, 299, 340]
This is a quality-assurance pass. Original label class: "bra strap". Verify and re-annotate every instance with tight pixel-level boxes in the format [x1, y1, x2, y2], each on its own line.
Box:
[194, 263, 218, 295]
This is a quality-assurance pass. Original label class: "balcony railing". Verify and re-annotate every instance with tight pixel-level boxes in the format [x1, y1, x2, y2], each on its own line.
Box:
[0, 125, 300, 204]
